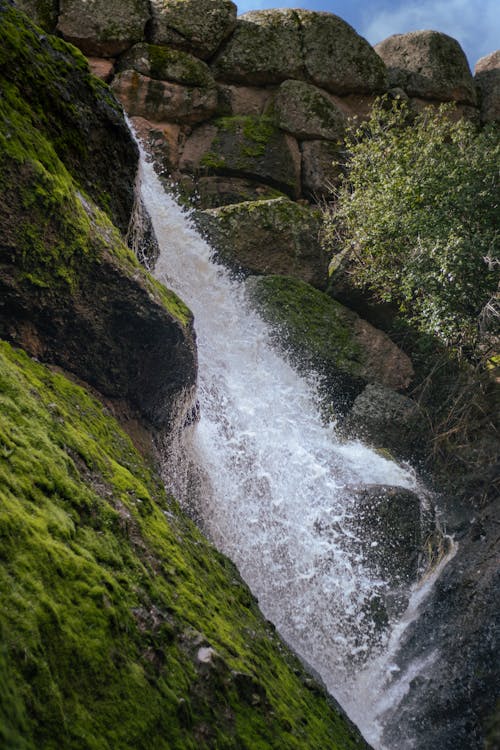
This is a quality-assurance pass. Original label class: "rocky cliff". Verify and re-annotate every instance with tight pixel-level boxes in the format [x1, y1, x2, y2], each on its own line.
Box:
[0, 2, 374, 748]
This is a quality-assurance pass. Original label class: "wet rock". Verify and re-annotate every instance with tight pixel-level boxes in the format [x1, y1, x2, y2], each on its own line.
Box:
[149, 0, 237, 60]
[375, 30, 477, 105]
[178, 174, 286, 209]
[112, 70, 218, 125]
[246, 275, 414, 411]
[179, 115, 301, 198]
[475, 50, 500, 123]
[212, 9, 303, 85]
[196, 198, 327, 288]
[342, 383, 423, 461]
[57, 0, 150, 57]
[130, 116, 183, 174]
[380, 497, 500, 750]
[273, 79, 347, 140]
[298, 10, 388, 95]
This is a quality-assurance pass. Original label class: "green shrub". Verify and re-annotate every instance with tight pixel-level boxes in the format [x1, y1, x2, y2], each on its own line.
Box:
[323, 100, 499, 357]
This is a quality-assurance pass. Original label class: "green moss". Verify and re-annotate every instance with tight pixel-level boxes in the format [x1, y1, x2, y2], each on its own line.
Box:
[248, 275, 361, 363]
[0, 340, 366, 749]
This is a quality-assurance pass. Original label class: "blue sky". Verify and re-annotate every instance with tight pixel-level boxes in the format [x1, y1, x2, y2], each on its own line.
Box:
[235, 0, 499, 69]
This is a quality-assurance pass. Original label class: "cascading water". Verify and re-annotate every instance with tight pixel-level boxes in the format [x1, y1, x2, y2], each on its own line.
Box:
[138, 148, 452, 749]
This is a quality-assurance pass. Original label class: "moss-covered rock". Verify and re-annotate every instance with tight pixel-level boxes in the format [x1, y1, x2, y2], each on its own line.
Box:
[177, 174, 287, 209]
[179, 115, 301, 198]
[246, 275, 413, 412]
[149, 0, 237, 60]
[375, 31, 477, 105]
[118, 43, 216, 88]
[297, 10, 388, 95]
[112, 69, 218, 125]
[273, 79, 347, 140]
[57, 0, 150, 57]
[212, 9, 304, 85]
[1, 1, 137, 235]
[212, 9, 387, 95]
[0, 340, 372, 750]
[196, 198, 328, 288]
[0, 1, 196, 428]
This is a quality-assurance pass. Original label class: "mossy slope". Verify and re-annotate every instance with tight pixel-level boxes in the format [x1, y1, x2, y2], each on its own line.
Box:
[0, 341, 369, 749]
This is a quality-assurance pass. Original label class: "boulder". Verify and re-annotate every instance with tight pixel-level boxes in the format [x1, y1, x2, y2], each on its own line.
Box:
[272, 79, 347, 140]
[475, 50, 500, 122]
[246, 275, 414, 411]
[375, 31, 477, 105]
[118, 43, 216, 88]
[216, 83, 274, 116]
[342, 383, 423, 461]
[149, 0, 237, 60]
[14, 0, 58, 31]
[196, 198, 327, 288]
[57, 0, 150, 57]
[345, 485, 435, 586]
[179, 115, 301, 198]
[212, 9, 303, 85]
[112, 69, 218, 124]
[298, 10, 388, 95]
[130, 116, 183, 173]
[300, 140, 343, 199]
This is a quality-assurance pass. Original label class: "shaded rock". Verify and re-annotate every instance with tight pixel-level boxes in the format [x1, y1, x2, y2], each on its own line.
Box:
[130, 116, 183, 173]
[273, 79, 347, 140]
[127, 194, 161, 270]
[380, 497, 500, 750]
[475, 50, 500, 123]
[298, 10, 388, 95]
[112, 69, 218, 125]
[87, 56, 115, 82]
[342, 383, 423, 461]
[246, 275, 413, 411]
[375, 30, 477, 105]
[118, 43, 215, 88]
[216, 83, 274, 116]
[212, 9, 303, 85]
[196, 198, 327, 288]
[57, 0, 150, 57]
[300, 140, 343, 199]
[177, 174, 286, 209]
[14, 0, 58, 31]
[179, 115, 301, 198]
[149, 0, 237, 60]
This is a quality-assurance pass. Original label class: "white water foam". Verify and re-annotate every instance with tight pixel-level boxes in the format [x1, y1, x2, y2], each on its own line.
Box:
[138, 150, 448, 747]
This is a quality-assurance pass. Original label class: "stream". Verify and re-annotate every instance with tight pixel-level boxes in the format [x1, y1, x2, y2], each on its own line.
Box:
[138, 148, 454, 750]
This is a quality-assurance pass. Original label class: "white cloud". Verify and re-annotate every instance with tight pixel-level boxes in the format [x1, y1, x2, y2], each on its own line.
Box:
[360, 0, 499, 68]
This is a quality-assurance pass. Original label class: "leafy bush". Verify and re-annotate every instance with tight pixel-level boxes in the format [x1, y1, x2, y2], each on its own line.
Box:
[324, 100, 499, 357]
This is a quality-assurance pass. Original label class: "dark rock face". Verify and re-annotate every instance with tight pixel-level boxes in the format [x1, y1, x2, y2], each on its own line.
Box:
[380, 497, 500, 750]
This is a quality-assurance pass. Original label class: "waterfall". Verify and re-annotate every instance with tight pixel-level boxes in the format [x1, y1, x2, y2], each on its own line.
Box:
[138, 149, 451, 750]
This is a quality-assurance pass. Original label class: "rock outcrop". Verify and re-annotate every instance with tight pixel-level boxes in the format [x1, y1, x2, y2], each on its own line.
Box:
[475, 50, 500, 123]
